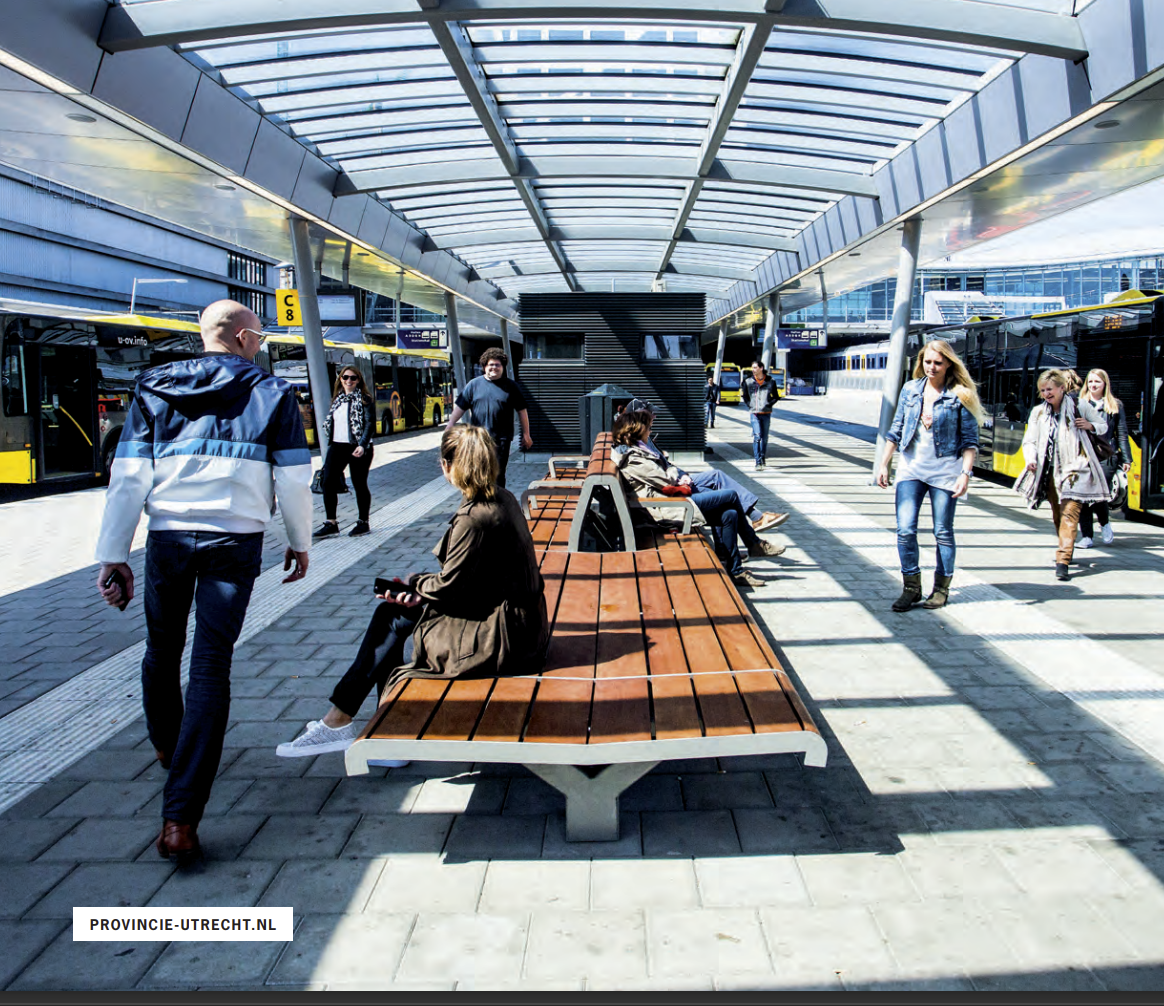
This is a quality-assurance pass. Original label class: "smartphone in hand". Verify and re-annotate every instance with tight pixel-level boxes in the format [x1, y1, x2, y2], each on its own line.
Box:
[103, 569, 130, 612]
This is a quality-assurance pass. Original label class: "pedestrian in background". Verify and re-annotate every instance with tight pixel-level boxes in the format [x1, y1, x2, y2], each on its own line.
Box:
[314, 366, 375, 539]
[1076, 367, 1132, 547]
[876, 339, 982, 611]
[704, 374, 720, 428]
[742, 361, 780, 470]
[1017, 368, 1110, 581]
[95, 300, 312, 865]
[446, 347, 532, 488]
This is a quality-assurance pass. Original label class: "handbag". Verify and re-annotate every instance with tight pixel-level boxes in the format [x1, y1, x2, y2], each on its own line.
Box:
[1088, 429, 1115, 462]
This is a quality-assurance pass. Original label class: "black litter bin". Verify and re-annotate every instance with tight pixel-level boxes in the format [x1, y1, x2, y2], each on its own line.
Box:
[578, 383, 637, 452]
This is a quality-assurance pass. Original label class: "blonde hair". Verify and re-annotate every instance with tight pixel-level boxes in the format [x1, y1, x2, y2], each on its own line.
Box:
[441, 425, 498, 501]
[913, 339, 984, 421]
[332, 366, 370, 399]
[1083, 368, 1120, 414]
[1037, 368, 1069, 392]
[1063, 369, 1083, 393]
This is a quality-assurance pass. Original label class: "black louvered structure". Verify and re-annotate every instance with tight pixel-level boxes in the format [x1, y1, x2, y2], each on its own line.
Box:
[516, 293, 707, 454]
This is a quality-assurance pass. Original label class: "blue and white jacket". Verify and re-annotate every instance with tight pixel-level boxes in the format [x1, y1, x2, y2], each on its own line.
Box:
[95, 353, 314, 563]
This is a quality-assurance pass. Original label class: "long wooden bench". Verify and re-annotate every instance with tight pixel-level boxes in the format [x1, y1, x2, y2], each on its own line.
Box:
[346, 532, 826, 841]
[522, 431, 697, 552]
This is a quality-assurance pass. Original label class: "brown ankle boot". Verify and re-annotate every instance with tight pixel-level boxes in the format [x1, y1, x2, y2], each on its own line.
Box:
[156, 820, 201, 866]
[921, 574, 953, 609]
[891, 573, 923, 612]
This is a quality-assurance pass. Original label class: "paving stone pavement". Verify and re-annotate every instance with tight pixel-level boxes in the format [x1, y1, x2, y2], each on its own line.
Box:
[2, 401, 1164, 990]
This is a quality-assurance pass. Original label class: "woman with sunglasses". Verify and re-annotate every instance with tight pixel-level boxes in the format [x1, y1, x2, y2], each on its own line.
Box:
[315, 367, 375, 538]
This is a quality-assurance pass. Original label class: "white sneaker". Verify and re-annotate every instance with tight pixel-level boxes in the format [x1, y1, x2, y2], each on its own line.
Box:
[1100, 523, 1115, 544]
[276, 719, 359, 758]
[1077, 536, 1093, 549]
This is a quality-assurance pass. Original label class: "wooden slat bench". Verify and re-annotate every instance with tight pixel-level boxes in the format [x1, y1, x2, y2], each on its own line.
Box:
[346, 532, 826, 841]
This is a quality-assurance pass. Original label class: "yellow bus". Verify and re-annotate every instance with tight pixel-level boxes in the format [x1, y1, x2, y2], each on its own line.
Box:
[707, 362, 743, 404]
[0, 299, 202, 484]
[261, 334, 452, 447]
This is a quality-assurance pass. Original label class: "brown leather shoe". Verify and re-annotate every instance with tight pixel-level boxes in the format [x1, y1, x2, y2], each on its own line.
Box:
[156, 820, 201, 866]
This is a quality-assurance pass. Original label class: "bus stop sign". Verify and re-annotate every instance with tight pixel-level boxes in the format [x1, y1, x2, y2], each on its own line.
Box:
[277, 289, 302, 326]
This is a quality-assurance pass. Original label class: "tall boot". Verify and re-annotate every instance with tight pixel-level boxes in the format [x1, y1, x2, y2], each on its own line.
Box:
[922, 574, 953, 609]
[891, 573, 923, 612]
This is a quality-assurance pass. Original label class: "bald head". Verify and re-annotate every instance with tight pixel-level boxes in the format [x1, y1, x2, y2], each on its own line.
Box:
[200, 299, 263, 361]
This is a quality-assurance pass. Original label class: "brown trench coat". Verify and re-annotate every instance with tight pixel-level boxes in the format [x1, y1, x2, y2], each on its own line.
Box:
[385, 487, 549, 690]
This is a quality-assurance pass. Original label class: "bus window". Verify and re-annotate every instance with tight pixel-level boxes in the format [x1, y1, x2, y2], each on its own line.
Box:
[2, 324, 28, 417]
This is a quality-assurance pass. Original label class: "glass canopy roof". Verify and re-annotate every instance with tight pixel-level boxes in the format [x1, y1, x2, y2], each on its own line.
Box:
[159, 0, 1092, 305]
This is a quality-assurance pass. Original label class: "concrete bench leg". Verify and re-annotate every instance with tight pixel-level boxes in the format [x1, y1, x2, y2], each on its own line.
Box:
[528, 762, 659, 841]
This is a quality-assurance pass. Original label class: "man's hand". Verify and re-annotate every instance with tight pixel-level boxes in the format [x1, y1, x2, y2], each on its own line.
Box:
[875, 466, 890, 489]
[521, 432, 533, 450]
[283, 548, 309, 583]
[678, 474, 694, 487]
[352, 446, 365, 458]
[97, 562, 134, 607]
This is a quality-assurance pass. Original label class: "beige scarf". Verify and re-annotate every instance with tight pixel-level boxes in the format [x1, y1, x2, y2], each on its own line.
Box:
[1015, 394, 1111, 506]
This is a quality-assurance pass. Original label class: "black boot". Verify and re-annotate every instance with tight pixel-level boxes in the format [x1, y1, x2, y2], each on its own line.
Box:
[922, 574, 953, 609]
[892, 573, 923, 612]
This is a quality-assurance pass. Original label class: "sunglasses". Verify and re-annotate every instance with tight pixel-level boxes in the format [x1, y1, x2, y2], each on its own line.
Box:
[341, 375, 359, 382]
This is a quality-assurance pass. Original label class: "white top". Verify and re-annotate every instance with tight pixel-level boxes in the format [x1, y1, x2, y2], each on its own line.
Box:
[332, 403, 351, 444]
[897, 419, 965, 494]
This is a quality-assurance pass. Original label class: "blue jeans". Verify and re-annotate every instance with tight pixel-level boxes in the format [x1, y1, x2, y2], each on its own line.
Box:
[749, 412, 772, 464]
[141, 530, 264, 825]
[705, 402, 717, 427]
[895, 479, 957, 577]
[689, 469, 761, 522]
[691, 488, 761, 576]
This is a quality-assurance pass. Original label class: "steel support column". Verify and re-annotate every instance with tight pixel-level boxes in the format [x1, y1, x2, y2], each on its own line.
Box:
[444, 290, 467, 396]
[760, 292, 779, 371]
[713, 323, 727, 386]
[289, 217, 331, 457]
[500, 318, 514, 379]
[873, 217, 923, 483]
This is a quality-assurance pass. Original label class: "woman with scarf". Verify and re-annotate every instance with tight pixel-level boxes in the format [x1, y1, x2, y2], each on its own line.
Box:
[314, 366, 375, 538]
[1016, 368, 1110, 580]
[1076, 367, 1133, 547]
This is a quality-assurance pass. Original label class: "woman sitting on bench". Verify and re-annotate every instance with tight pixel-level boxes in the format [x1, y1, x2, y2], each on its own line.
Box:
[277, 424, 550, 759]
[611, 410, 784, 591]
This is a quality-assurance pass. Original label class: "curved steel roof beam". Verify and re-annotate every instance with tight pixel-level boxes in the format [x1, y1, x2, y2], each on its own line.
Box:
[100, 0, 1087, 61]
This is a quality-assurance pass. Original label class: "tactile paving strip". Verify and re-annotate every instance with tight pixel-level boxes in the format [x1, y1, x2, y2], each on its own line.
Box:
[0, 473, 459, 812]
[719, 443, 1164, 769]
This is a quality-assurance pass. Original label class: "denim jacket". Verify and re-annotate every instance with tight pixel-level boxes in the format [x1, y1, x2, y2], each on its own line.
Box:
[886, 377, 980, 457]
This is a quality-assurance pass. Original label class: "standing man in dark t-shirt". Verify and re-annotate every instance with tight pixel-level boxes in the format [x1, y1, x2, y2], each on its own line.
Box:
[446, 347, 533, 488]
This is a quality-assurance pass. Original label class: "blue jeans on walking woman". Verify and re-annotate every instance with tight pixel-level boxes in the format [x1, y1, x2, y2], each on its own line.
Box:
[895, 479, 957, 577]
[141, 530, 264, 825]
[749, 412, 772, 465]
[690, 488, 762, 576]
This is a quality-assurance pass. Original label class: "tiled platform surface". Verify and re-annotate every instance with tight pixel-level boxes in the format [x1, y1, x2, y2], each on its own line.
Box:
[2, 402, 1164, 991]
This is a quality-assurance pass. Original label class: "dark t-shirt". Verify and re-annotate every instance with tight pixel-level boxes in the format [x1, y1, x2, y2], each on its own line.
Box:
[455, 375, 527, 440]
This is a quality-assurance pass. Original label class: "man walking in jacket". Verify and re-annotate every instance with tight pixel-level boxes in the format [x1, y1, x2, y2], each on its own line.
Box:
[95, 300, 313, 865]
[742, 361, 781, 470]
[704, 374, 720, 428]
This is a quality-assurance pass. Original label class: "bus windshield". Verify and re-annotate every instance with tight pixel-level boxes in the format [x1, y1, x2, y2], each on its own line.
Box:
[719, 371, 741, 389]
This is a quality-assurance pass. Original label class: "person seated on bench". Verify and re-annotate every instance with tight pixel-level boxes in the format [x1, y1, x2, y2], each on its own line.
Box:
[277, 425, 550, 759]
[611, 410, 784, 590]
[623, 397, 789, 533]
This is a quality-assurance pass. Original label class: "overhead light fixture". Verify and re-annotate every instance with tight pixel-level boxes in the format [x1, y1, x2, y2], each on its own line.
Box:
[849, 252, 861, 257]
[213, 183, 235, 191]
[1094, 119, 1121, 129]
[66, 112, 96, 123]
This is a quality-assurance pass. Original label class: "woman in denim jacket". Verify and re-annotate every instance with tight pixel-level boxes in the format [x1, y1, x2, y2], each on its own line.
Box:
[876, 340, 983, 610]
